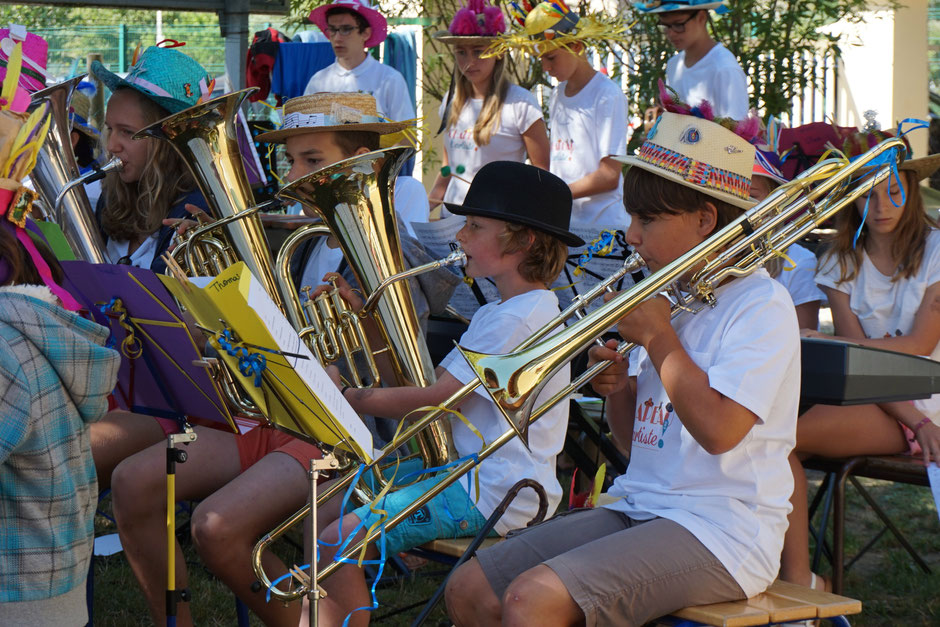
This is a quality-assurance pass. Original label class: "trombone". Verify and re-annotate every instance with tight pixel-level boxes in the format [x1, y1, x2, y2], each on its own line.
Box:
[252, 136, 906, 602]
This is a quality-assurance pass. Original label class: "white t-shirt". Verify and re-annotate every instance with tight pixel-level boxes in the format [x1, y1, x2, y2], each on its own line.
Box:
[816, 228, 940, 421]
[303, 55, 415, 122]
[439, 84, 544, 206]
[439, 289, 569, 535]
[548, 71, 628, 230]
[666, 43, 749, 120]
[776, 243, 824, 307]
[604, 270, 800, 598]
[298, 176, 429, 290]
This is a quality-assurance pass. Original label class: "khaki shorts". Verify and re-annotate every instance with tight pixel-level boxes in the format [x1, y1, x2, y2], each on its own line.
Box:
[476, 507, 745, 626]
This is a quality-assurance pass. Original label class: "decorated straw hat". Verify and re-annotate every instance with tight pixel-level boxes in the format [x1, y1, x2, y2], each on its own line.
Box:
[837, 126, 940, 183]
[487, 0, 630, 56]
[69, 81, 99, 140]
[90, 45, 213, 115]
[0, 48, 80, 309]
[256, 92, 412, 143]
[632, 0, 726, 13]
[0, 26, 47, 112]
[615, 111, 757, 209]
[309, 0, 388, 49]
[434, 0, 507, 45]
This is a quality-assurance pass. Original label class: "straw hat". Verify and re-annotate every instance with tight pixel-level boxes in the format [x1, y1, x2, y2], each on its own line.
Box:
[309, 0, 388, 49]
[69, 81, 99, 140]
[487, 0, 629, 57]
[90, 46, 212, 114]
[839, 128, 940, 183]
[632, 1, 726, 13]
[434, 0, 507, 45]
[256, 92, 412, 143]
[614, 111, 756, 209]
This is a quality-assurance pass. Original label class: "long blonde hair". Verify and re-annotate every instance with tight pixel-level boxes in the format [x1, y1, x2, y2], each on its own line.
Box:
[448, 53, 510, 147]
[100, 87, 197, 242]
[819, 169, 932, 284]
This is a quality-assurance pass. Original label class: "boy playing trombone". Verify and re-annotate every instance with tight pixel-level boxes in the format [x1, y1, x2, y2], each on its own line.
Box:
[446, 112, 801, 625]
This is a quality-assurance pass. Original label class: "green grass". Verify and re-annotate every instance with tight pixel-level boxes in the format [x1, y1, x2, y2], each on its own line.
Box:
[92, 472, 940, 626]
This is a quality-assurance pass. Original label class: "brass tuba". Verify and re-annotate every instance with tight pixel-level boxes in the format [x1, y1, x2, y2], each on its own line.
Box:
[252, 137, 907, 601]
[134, 87, 286, 312]
[275, 146, 457, 468]
[28, 76, 109, 263]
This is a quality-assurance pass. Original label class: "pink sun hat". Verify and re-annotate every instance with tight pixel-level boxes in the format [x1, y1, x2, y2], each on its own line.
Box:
[0, 26, 48, 112]
[309, 0, 388, 48]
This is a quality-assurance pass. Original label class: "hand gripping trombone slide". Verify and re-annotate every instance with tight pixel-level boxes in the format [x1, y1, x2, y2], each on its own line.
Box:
[251, 137, 906, 603]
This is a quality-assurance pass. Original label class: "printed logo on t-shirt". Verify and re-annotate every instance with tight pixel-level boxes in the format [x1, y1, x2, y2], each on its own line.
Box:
[551, 138, 575, 161]
[448, 126, 479, 152]
[632, 397, 675, 450]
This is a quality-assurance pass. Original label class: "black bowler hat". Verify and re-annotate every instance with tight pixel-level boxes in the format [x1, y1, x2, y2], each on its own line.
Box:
[444, 162, 584, 247]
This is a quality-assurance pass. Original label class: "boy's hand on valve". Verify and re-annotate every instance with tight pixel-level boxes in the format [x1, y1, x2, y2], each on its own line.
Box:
[307, 272, 365, 312]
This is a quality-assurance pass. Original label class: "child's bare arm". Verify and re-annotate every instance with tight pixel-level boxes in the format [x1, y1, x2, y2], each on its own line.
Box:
[566, 156, 622, 199]
[521, 119, 550, 170]
[344, 369, 465, 421]
[617, 297, 758, 455]
[822, 284, 940, 356]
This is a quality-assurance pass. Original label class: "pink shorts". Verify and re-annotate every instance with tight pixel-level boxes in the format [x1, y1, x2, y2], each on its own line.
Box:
[235, 425, 322, 473]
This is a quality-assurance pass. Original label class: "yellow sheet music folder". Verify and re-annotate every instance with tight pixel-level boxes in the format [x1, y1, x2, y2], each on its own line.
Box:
[160, 262, 375, 463]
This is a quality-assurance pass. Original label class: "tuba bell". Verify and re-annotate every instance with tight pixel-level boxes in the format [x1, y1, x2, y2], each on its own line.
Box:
[28, 76, 109, 263]
[134, 87, 286, 312]
[276, 146, 456, 468]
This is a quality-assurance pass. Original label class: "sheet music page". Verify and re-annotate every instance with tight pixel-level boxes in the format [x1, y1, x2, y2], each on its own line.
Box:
[928, 462, 940, 524]
[246, 277, 376, 459]
[411, 215, 499, 318]
[551, 224, 640, 313]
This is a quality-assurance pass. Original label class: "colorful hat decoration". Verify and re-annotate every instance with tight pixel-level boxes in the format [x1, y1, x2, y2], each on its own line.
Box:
[0, 43, 80, 309]
[486, 0, 630, 56]
[0, 26, 47, 112]
[90, 44, 213, 115]
[838, 125, 940, 184]
[309, 0, 388, 49]
[753, 149, 788, 184]
[256, 92, 412, 143]
[633, 0, 727, 14]
[435, 0, 507, 45]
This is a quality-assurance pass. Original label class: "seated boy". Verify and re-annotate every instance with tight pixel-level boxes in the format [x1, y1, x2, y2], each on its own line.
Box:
[309, 161, 584, 626]
[444, 112, 801, 625]
[107, 92, 425, 627]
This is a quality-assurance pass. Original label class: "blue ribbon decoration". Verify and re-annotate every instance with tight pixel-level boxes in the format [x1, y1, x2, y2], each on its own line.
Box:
[215, 329, 267, 387]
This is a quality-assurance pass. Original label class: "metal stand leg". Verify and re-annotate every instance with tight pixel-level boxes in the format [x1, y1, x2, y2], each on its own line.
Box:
[306, 454, 339, 627]
[165, 426, 196, 627]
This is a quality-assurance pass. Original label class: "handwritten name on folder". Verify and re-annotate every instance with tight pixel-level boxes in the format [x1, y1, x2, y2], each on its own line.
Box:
[161, 262, 376, 462]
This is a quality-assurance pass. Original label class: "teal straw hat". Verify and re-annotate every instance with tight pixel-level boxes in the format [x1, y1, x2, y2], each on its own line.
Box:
[90, 46, 213, 114]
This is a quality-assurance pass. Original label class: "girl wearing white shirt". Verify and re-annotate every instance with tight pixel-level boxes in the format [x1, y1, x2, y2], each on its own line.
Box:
[781, 141, 940, 592]
[429, 0, 549, 209]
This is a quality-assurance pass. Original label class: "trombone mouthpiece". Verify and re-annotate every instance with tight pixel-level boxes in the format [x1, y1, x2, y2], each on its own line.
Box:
[443, 248, 467, 268]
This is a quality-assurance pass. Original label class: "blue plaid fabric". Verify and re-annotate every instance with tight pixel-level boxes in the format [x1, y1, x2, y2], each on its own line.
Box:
[0, 288, 119, 610]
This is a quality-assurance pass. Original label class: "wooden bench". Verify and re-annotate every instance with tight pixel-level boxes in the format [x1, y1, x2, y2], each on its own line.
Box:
[669, 580, 861, 626]
[417, 537, 862, 627]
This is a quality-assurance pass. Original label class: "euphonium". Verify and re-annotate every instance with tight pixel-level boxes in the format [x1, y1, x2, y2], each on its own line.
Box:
[252, 137, 905, 600]
[276, 146, 456, 468]
[28, 76, 109, 263]
[134, 87, 285, 312]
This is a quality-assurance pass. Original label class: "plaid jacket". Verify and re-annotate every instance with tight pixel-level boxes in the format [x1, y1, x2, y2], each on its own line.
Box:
[0, 287, 119, 613]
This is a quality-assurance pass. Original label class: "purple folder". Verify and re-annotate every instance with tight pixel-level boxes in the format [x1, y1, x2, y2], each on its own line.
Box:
[61, 261, 234, 431]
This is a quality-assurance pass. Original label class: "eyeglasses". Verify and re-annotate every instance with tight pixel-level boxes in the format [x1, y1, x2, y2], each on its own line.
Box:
[657, 13, 697, 33]
[325, 25, 360, 37]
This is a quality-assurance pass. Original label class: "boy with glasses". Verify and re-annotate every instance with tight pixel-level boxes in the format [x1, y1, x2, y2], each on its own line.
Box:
[636, 1, 749, 119]
[303, 0, 415, 125]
